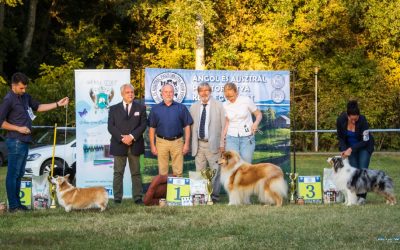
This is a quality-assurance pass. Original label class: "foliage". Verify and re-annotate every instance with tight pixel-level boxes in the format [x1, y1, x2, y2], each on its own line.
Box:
[0, 0, 22, 7]
[0, 0, 400, 149]
[28, 58, 84, 126]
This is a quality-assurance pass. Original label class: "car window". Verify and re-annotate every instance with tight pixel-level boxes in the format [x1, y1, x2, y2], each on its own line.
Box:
[36, 130, 76, 145]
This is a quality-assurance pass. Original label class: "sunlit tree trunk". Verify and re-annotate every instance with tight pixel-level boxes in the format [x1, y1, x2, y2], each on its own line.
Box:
[22, 0, 38, 59]
[195, 14, 205, 70]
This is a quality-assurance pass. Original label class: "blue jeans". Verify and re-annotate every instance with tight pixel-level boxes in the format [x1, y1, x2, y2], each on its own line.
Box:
[348, 149, 371, 169]
[225, 135, 255, 163]
[6, 138, 29, 209]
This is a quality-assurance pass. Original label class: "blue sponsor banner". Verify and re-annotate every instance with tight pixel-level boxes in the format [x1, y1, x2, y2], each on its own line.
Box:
[144, 68, 291, 180]
[145, 68, 290, 112]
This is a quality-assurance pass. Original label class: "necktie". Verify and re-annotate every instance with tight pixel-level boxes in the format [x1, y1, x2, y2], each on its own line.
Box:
[199, 104, 207, 139]
[125, 103, 129, 118]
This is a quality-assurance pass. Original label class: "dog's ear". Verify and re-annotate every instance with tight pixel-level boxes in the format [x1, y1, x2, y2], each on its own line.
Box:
[332, 156, 344, 171]
[224, 151, 232, 160]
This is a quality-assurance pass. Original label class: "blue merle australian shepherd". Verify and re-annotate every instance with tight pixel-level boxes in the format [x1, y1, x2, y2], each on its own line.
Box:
[327, 156, 396, 206]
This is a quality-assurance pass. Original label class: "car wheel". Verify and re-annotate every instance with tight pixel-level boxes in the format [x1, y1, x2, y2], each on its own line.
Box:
[40, 159, 75, 179]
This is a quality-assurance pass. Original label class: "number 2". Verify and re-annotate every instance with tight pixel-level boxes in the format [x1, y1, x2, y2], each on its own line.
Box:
[306, 185, 315, 198]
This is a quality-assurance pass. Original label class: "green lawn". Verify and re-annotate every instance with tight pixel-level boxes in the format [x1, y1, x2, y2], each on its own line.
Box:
[0, 154, 399, 249]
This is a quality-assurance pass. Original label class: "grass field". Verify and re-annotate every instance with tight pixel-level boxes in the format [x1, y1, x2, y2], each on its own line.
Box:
[0, 153, 399, 249]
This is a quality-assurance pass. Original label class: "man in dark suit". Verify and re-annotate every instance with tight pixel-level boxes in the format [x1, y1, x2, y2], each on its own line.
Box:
[108, 84, 147, 204]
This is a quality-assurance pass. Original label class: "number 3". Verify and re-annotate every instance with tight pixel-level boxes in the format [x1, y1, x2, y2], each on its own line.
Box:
[306, 185, 315, 198]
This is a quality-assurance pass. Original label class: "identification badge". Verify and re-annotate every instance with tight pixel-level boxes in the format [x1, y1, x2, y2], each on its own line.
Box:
[134, 111, 140, 116]
[27, 107, 36, 121]
[363, 130, 370, 141]
[244, 125, 250, 133]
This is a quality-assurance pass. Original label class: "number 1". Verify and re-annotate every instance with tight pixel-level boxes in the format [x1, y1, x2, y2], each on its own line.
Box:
[174, 187, 181, 200]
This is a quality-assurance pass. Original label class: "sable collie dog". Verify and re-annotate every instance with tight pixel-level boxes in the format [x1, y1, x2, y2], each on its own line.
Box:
[217, 150, 287, 206]
[51, 174, 109, 212]
[327, 156, 396, 206]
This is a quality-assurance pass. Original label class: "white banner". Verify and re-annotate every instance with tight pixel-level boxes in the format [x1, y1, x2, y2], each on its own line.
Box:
[74, 69, 133, 198]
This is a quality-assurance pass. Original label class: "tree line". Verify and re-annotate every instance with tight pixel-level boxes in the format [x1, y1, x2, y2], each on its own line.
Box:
[0, 0, 399, 150]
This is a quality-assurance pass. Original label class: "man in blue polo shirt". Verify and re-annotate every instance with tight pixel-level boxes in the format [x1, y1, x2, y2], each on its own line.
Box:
[0, 72, 69, 212]
[148, 84, 193, 177]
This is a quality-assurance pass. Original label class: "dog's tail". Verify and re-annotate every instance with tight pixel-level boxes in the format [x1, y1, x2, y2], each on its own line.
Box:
[380, 175, 397, 205]
[270, 177, 288, 198]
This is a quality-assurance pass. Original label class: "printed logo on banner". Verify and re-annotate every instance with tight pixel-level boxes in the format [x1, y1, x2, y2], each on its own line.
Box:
[150, 72, 186, 103]
[105, 187, 113, 196]
[271, 74, 286, 104]
[272, 74, 285, 89]
[271, 89, 285, 104]
[89, 86, 115, 113]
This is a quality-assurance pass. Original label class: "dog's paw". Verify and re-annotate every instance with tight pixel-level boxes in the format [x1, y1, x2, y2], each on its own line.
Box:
[386, 200, 396, 205]
[357, 198, 366, 205]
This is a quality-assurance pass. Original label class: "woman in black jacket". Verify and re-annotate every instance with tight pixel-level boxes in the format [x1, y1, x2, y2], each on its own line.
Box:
[336, 100, 374, 167]
[336, 100, 374, 203]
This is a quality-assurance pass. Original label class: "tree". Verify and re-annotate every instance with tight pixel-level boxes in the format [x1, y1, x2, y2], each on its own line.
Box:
[22, 0, 38, 59]
[195, 13, 205, 70]
[0, 0, 22, 81]
[29, 57, 84, 126]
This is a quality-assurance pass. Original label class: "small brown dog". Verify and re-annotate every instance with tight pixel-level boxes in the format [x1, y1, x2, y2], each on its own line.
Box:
[51, 174, 108, 212]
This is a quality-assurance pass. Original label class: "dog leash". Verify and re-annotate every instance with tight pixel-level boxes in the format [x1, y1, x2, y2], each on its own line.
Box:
[62, 103, 69, 176]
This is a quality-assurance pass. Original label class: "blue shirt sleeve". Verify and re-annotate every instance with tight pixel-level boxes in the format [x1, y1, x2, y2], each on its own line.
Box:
[28, 94, 40, 111]
[148, 107, 158, 128]
[181, 104, 193, 127]
[0, 97, 12, 126]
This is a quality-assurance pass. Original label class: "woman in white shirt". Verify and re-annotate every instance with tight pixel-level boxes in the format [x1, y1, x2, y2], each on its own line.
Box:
[222, 82, 262, 163]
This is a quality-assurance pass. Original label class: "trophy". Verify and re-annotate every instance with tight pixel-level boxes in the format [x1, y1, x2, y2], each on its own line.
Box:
[48, 176, 57, 209]
[201, 167, 216, 205]
[286, 172, 299, 204]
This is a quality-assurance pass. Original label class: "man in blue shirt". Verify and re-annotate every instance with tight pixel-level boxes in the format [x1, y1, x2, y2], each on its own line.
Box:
[0, 72, 69, 212]
[148, 84, 193, 177]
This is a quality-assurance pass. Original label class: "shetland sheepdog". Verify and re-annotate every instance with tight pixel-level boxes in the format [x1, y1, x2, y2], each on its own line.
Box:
[217, 150, 287, 206]
[327, 156, 396, 206]
[51, 174, 109, 212]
